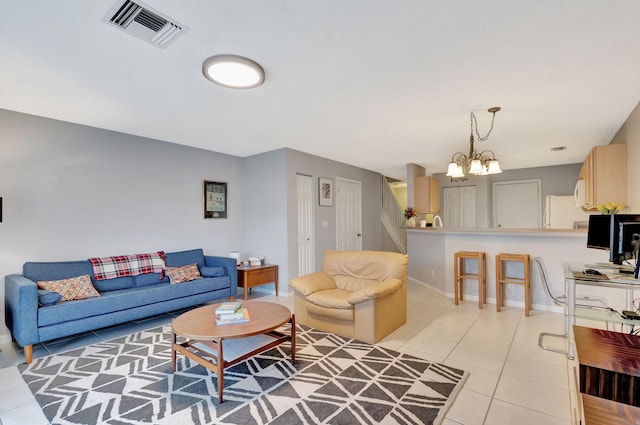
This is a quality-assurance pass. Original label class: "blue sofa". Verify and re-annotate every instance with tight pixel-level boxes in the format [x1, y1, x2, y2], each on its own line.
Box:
[4, 248, 237, 363]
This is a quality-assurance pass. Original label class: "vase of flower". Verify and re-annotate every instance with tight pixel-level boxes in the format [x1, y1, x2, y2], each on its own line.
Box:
[597, 202, 623, 215]
[404, 207, 417, 227]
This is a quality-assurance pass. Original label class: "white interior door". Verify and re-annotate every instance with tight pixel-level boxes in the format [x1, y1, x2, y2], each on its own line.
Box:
[443, 187, 461, 228]
[336, 177, 362, 251]
[296, 174, 314, 276]
[460, 186, 477, 228]
[493, 179, 542, 228]
[443, 186, 476, 228]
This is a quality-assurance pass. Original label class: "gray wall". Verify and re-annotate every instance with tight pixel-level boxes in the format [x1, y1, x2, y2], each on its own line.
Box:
[0, 109, 387, 341]
[434, 163, 582, 228]
[611, 99, 640, 212]
[243, 150, 289, 294]
[0, 108, 246, 340]
[284, 149, 382, 282]
[243, 148, 384, 293]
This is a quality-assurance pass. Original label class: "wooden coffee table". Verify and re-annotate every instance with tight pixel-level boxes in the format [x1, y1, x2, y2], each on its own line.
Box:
[171, 300, 295, 403]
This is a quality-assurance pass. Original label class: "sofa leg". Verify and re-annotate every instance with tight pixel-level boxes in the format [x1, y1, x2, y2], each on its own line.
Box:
[229, 295, 235, 301]
[24, 345, 33, 364]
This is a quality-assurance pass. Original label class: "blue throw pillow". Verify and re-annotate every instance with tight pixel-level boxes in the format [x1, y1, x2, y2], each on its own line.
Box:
[199, 266, 226, 277]
[37, 289, 62, 306]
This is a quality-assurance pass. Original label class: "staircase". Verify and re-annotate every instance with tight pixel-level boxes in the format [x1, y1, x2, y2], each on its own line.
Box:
[381, 175, 407, 254]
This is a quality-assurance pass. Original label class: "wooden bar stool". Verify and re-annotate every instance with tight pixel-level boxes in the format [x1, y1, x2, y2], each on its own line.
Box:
[454, 251, 487, 309]
[496, 253, 531, 316]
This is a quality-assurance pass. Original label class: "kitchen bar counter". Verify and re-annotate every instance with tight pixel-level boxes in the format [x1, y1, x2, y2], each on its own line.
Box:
[407, 227, 586, 236]
[407, 227, 625, 311]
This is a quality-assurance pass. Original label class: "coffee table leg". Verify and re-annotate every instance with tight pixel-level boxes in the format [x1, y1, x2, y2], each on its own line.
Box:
[216, 339, 224, 403]
[290, 314, 296, 364]
[171, 332, 176, 371]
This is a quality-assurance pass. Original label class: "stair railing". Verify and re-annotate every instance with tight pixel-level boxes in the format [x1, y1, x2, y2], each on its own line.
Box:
[381, 175, 407, 253]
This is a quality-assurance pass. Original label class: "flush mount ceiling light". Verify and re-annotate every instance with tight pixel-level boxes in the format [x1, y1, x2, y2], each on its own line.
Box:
[202, 55, 265, 89]
[446, 107, 503, 177]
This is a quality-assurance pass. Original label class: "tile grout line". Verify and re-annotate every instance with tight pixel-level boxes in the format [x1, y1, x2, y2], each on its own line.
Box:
[480, 309, 523, 425]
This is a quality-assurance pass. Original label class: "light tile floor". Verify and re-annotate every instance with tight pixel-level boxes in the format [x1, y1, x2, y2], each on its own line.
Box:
[0, 281, 583, 424]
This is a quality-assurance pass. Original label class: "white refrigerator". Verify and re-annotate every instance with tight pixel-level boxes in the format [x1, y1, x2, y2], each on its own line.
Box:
[544, 195, 590, 229]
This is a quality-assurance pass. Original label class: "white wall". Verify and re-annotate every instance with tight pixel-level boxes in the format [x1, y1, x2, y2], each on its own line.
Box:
[0, 109, 245, 341]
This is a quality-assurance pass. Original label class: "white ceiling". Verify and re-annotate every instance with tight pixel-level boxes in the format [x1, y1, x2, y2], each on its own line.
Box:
[2, 1, 640, 180]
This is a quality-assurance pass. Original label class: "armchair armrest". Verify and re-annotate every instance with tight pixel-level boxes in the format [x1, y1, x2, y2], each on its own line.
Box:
[4, 274, 39, 346]
[348, 278, 403, 304]
[289, 272, 336, 296]
[204, 255, 238, 294]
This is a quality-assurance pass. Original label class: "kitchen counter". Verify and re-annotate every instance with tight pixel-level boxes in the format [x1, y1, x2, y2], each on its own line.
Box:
[407, 226, 621, 311]
[407, 227, 586, 237]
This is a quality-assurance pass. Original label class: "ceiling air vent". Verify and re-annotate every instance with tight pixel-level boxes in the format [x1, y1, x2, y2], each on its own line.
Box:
[104, 0, 187, 48]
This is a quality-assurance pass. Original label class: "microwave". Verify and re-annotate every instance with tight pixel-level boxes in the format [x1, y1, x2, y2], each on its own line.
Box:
[574, 179, 586, 208]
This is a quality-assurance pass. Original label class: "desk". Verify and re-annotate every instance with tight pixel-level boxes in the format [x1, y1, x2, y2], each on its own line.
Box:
[573, 325, 640, 406]
[581, 394, 640, 425]
[565, 268, 640, 359]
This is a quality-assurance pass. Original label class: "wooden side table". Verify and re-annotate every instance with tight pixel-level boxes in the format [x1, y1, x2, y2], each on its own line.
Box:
[237, 264, 279, 300]
[573, 325, 640, 406]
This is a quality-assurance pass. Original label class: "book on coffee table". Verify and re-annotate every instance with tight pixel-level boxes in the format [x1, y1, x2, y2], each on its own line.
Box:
[216, 308, 250, 325]
[215, 301, 243, 315]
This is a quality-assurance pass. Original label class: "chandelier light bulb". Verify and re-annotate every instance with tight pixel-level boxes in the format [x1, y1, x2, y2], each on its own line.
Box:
[468, 159, 483, 175]
[487, 159, 502, 174]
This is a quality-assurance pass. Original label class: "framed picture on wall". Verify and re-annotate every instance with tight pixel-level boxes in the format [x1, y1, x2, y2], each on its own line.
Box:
[203, 181, 228, 219]
[318, 177, 333, 207]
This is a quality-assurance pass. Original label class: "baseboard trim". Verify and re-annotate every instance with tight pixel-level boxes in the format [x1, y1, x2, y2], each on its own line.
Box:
[408, 276, 562, 313]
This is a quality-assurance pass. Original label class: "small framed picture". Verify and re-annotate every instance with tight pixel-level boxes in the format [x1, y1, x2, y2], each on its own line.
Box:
[318, 177, 333, 207]
[204, 181, 227, 219]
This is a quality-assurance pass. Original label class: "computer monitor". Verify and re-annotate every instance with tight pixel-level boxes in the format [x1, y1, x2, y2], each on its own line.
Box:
[587, 214, 640, 265]
[586, 215, 611, 251]
[614, 219, 640, 264]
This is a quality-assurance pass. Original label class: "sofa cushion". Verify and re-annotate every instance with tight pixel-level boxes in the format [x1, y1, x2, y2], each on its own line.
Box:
[166, 264, 202, 284]
[37, 276, 230, 327]
[322, 250, 408, 291]
[37, 275, 101, 302]
[134, 273, 168, 288]
[306, 300, 354, 322]
[24, 260, 93, 282]
[165, 249, 206, 268]
[333, 275, 381, 292]
[92, 276, 135, 292]
[306, 288, 352, 309]
[199, 266, 226, 278]
[37, 289, 62, 306]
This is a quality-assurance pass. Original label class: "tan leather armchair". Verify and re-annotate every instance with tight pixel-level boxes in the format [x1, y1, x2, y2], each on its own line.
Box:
[289, 250, 408, 343]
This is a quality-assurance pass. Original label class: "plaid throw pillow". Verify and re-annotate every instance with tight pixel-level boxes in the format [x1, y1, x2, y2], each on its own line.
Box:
[89, 251, 166, 281]
[166, 263, 202, 284]
[37, 275, 101, 302]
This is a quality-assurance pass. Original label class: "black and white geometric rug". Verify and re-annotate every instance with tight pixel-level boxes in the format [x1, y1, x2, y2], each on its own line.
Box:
[19, 325, 467, 425]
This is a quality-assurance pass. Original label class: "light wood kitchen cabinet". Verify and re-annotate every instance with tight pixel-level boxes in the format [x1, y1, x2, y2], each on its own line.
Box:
[578, 143, 627, 210]
[414, 176, 440, 213]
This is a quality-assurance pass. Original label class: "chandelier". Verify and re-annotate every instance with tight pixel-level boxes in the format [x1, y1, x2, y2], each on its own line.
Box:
[446, 107, 502, 177]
